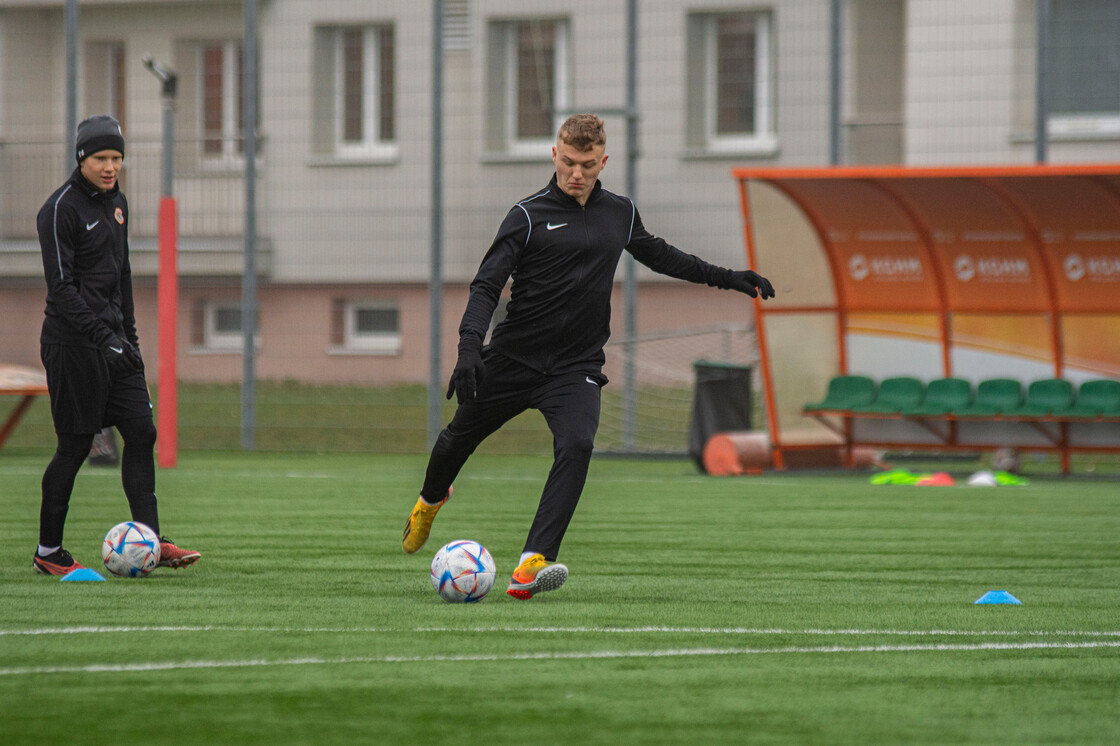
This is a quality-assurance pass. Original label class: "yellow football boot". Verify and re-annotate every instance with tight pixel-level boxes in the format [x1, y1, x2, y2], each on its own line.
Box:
[401, 486, 452, 554]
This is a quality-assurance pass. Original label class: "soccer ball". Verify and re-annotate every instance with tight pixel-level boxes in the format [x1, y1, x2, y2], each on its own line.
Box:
[102, 521, 161, 577]
[430, 540, 496, 603]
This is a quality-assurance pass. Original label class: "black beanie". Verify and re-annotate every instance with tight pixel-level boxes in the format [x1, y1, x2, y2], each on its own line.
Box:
[76, 115, 125, 163]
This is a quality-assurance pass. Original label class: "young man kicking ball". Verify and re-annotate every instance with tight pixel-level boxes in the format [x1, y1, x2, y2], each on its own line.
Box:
[402, 113, 773, 598]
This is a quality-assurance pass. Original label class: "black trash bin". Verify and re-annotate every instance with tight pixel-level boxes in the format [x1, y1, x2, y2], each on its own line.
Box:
[688, 361, 752, 472]
[88, 427, 120, 466]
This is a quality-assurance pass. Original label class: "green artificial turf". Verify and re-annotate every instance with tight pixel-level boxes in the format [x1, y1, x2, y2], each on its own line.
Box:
[1, 452, 1118, 744]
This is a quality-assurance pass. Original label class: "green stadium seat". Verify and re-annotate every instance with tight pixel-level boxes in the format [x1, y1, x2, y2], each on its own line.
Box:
[1065, 379, 1120, 418]
[850, 376, 924, 413]
[1004, 378, 1074, 417]
[901, 377, 972, 416]
[803, 375, 876, 412]
[953, 378, 1023, 416]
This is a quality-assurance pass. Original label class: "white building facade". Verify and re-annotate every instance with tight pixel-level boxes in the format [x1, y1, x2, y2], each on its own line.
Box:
[0, 0, 1116, 385]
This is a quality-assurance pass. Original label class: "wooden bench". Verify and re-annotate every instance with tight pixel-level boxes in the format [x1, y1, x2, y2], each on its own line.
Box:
[0, 364, 49, 451]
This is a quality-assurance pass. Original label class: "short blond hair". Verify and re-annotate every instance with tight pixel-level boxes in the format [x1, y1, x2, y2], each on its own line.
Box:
[558, 114, 606, 150]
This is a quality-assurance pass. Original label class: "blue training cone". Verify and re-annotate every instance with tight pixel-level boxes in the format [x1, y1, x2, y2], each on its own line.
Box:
[60, 567, 106, 582]
[974, 590, 1021, 604]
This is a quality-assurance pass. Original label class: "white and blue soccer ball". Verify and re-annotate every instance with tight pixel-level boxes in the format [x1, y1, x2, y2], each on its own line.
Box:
[430, 540, 496, 603]
[102, 521, 161, 577]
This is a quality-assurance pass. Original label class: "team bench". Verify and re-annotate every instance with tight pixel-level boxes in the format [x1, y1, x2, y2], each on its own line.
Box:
[802, 375, 1120, 474]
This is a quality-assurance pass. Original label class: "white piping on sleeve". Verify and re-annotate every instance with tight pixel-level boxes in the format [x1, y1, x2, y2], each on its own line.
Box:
[627, 198, 636, 245]
[52, 185, 73, 281]
[516, 189, 549, 249]
[516, 203, 532, 248]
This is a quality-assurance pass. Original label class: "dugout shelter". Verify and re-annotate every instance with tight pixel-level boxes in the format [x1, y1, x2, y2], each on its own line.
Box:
[732, 165, 1120, 474]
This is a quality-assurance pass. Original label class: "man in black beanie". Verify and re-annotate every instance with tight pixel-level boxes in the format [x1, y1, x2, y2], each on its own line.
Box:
[75, 113, 126, 164]
[33, 114, 200, 575]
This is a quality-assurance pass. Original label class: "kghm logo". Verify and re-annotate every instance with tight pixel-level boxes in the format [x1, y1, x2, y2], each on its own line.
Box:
[849, 254, 869, 281]
[1064, 253, 1120, 282]
[1064, 254, 1085, 281]
[848, 253, 923, 282]
[954, 254, 1030, 282]
[954, 255, 974, 282]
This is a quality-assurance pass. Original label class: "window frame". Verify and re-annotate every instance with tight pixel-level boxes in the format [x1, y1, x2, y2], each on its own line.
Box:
[688, 10, 777, 157]
[85, 41, 127, 127]
[332, 25, 398, 161]
[198, 39, 245, 167]
[330, 300, 402, 356]
[193, 300, 259, 354]
[1046, 0, 1120, 140]
[488, 18, 571, 158]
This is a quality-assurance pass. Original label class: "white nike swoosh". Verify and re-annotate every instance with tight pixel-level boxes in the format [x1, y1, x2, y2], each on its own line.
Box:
[547, 222, 568, 230]
[586, 376, 597, 384]
[86, 221, 100, 231]
[109, 346, 123, 354]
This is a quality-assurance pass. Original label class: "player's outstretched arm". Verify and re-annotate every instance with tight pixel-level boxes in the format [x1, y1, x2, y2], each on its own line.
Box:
[624, 203, 774, 300]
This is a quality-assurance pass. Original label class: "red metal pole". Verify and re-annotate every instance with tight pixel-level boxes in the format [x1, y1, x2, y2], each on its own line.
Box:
[157, 196, 178, 468]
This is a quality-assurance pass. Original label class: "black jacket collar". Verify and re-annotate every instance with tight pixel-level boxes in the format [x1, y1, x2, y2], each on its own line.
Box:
[548, 173, 602, 208]
[71, 166, 120, 201]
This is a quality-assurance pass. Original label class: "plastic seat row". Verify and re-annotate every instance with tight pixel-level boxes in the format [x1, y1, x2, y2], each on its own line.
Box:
[803, 375, 1120, 419]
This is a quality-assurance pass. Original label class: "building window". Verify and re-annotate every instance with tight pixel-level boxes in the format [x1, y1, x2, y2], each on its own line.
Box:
[686, 11, 776, 155]
[330, 300, 401, 355]
[311, 25, 397, 162]
[337, 26, 395, 155]
[192, 300, 258, 352]
[1048, 0, 1120, 138]
[486, 18, 570, 155]
[200, 40, 245, 162]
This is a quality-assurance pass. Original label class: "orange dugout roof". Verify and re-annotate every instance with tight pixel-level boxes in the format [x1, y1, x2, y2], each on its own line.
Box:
[733, 164, 1120, 317]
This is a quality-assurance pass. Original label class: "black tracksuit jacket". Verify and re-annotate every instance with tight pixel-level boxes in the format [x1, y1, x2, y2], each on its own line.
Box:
[37, 168, 137, 351]
[459, 174, 739, 377]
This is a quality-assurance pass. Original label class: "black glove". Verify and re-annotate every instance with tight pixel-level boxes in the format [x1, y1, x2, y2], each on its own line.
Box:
[724, 270, 775, 299]
[125, 342, 144, 373]
[102, 336, 143, 376]
[446, 337, 486, 404]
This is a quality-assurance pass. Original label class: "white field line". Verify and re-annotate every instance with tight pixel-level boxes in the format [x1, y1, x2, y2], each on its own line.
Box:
[1, 640, 1118, 677]
[3, 625, 1120, 637]
[412, 626, 1120, 636]
[6, 622, 1120, 631]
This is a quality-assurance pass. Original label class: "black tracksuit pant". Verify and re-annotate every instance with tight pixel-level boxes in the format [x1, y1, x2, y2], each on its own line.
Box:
[421, 350, 603, 561]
